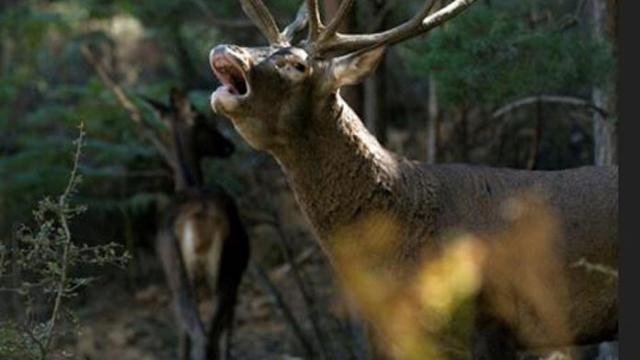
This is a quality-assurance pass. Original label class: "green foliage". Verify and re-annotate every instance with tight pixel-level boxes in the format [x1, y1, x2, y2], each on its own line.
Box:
[0, 323, 43, 360]
[1, 0, 294, 230]
[0, 5, 109, 219]
[0, 0, 618, 231]
[402, 3, 615, 110]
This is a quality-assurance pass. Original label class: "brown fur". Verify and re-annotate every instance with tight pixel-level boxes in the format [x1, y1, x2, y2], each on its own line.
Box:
[208, 4, 617, 356]
[158, 188, 250, 360]
[276, 97, 618, 353]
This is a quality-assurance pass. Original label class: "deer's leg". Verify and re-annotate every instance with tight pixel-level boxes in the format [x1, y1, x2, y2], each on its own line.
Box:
[212, 299, 236, 360]
[157, 230, 208, 360]
[221, 314, 234, 360]
[179, 329, 191, 360]
[206, 281, 241, 360]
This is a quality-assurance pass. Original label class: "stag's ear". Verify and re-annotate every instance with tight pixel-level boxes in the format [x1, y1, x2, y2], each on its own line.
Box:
[326, 46, 386, 90]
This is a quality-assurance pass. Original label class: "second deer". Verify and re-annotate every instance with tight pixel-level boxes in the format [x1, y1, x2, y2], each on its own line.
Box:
[148, 89, 250, 360]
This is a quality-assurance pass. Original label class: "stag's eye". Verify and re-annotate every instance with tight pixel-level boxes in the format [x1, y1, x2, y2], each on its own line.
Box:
[273, 58, 287, 69]
[293, 63, 306, 72]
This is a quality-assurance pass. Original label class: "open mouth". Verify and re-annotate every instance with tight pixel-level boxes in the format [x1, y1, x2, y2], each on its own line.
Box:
[211, 52, 249, 97]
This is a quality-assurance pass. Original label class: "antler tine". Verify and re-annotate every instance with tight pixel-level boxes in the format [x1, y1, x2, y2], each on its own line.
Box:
[239, 0, 283, 44]
[316, 0, 477, 55]
[306, 0, 323, 41]
[322, 0, 354, 40]
[281, 3, 309, 43]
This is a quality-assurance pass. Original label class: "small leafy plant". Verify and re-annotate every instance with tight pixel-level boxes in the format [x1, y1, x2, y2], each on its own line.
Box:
[0, 124, 130, 360]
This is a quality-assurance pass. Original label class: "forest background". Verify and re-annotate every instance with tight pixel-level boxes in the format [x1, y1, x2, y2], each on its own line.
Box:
[0, 0, 618, 359]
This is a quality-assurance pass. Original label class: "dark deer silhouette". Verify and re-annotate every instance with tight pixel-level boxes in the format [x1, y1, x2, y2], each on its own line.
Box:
[148, 89, 249, 360]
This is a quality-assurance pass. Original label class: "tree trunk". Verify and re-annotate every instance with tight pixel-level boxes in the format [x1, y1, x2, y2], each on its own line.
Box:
[526, 99, 543, 170]
[590, 0, 618, 165]
[459, 107, 470, 162]
[362, 0, 379, 136]
[362, 0, 394, 146]
[364, 74, 378, 135]
[426, 76, 439, 164]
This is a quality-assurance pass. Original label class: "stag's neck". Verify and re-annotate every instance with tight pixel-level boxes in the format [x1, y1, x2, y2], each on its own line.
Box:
[273, 94, 402, 242]
[171, 124, 203, 193]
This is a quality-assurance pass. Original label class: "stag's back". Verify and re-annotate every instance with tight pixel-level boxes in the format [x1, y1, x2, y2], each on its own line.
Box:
[427, 164, 618, 256]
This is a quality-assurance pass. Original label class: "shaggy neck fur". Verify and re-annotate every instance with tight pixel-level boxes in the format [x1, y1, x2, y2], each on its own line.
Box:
[273, 95, 396, 236]
[271, 94, 445, 264]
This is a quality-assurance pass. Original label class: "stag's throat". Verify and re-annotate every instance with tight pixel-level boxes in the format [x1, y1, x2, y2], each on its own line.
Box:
[273, 95, 402, 242]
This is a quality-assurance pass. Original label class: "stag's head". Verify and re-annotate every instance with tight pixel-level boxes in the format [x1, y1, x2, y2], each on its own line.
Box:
[210, 0, 477, 151]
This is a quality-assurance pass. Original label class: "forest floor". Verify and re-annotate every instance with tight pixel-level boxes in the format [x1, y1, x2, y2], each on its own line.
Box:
[67, 246, 350, 360]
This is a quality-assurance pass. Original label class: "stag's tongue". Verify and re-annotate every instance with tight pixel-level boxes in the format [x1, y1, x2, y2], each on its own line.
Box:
[212, 58, 247, 96]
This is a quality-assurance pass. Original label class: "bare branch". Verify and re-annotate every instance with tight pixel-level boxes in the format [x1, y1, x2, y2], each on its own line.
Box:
[246, 171, 330, 359]
[80, 45, 178, 172]
[492, 95, 609, 119]
[270, 246, 317, 280]
[44, 124, 84, 354]
[249, 263, 315, 358]
[239, 0, 283, 44]
[571, 258, 618, 279]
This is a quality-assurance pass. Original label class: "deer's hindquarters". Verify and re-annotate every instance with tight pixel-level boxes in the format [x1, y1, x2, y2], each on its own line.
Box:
[175, 203, 230, 296]
[162, 194, 249, 360]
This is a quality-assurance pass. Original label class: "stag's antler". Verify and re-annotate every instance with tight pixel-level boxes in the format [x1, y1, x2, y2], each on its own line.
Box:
[240, 0, 309, 45]
[315, 0, 476, 55]
[239, 0, 282, 43]
[305, 0, 323, 41]
[239, 0, 477, 56]
[282, 3, 309, 43]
